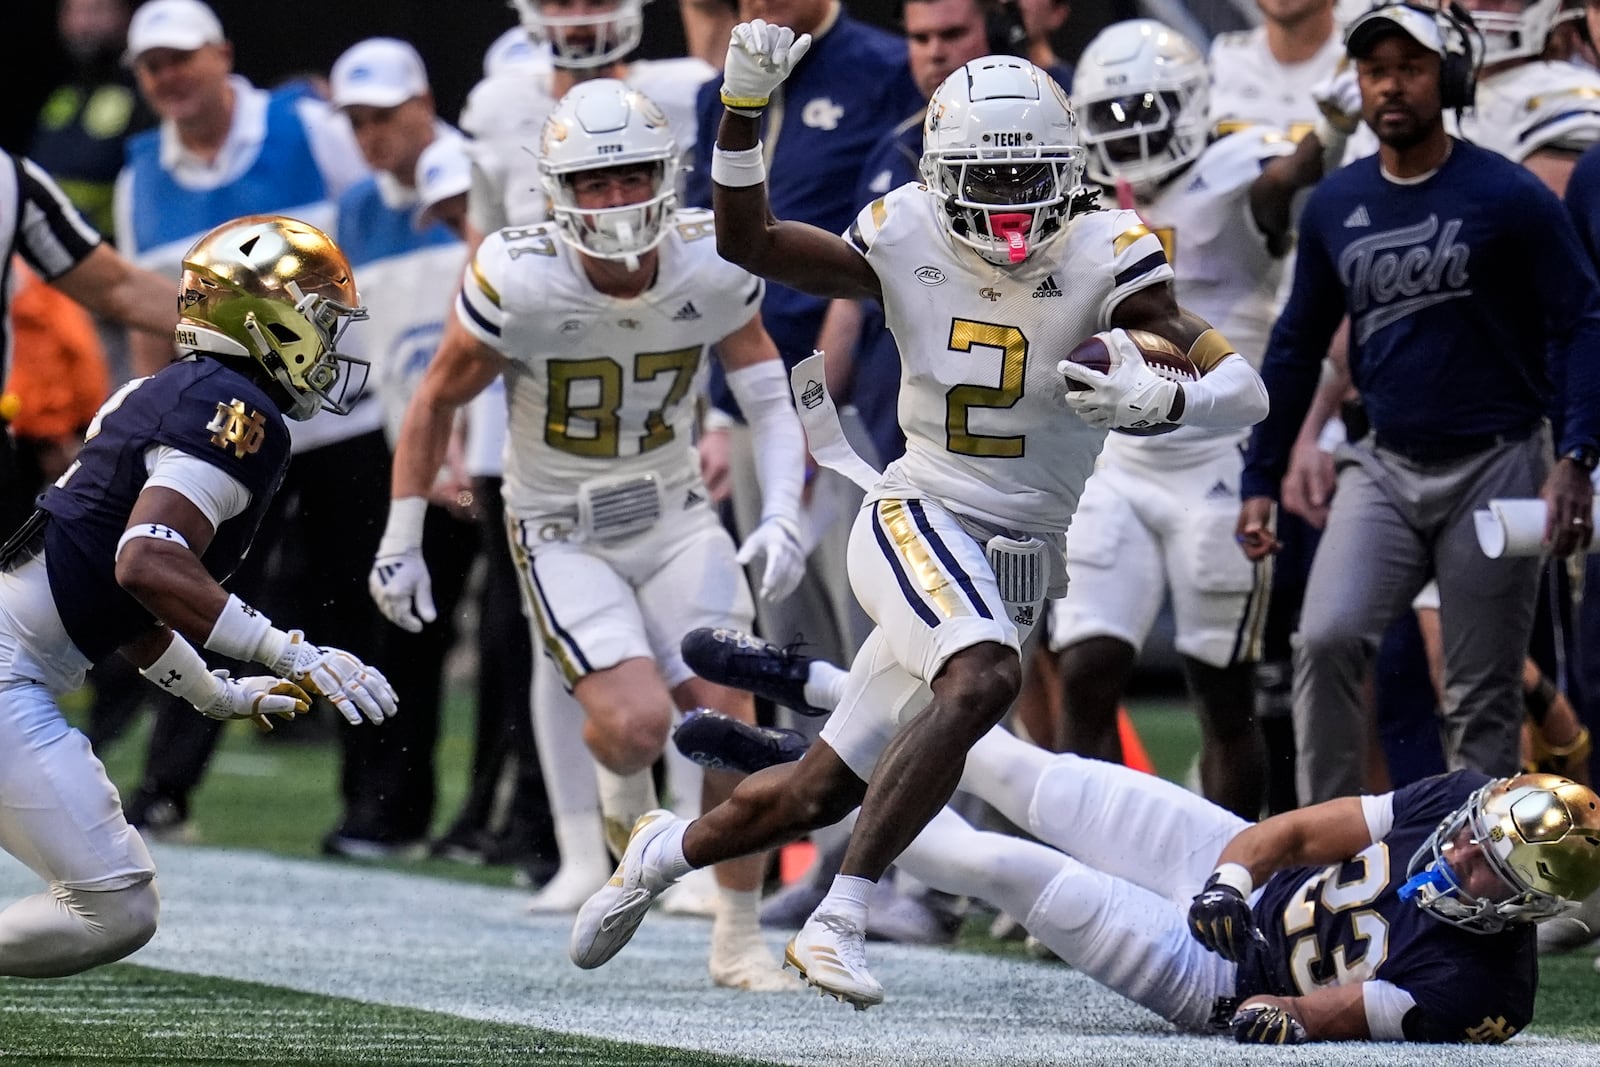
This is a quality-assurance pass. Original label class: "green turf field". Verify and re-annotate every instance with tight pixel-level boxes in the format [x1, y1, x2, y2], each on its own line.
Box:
[0, 688, 1581, 1067]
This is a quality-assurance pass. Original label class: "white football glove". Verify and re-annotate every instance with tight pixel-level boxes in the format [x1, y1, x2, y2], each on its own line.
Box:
[736, 516, 807, 603]
[194, 671, 311, 726]
[1060, 329, 1180, 432]
[1312, 66, 1362, 135]
[268, 630, 398, 726]
[369, 546, 436, 634]
[721, 19, 813, 112]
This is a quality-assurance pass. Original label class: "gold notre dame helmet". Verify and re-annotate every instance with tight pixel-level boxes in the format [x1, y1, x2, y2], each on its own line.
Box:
[177, 214, 370, 421]
[1409, 773, 1600, 934]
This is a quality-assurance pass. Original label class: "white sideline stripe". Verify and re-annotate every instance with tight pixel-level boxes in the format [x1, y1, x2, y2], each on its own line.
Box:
[0, 846, 1591, 1066]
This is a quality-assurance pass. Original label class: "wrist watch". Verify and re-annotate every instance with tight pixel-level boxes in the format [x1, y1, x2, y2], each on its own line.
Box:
[1562, 445, 1599, 473]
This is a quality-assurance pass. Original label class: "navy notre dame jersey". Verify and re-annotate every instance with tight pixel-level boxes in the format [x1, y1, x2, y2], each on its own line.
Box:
[36, 358, 291, 661]
[1236, 770, 1537, 1043]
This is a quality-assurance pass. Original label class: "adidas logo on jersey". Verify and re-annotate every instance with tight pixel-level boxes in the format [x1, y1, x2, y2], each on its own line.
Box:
[672, 302, 702, 321]
[1206, 480, 1234, 501]
[1344, 205, 1371, 229]
[1032, 275, 1063, 299]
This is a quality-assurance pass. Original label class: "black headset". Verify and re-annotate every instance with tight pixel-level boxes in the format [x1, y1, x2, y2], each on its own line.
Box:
[982, 0, 1031, 58]
[1438, 2, 1484, 110]
[1350, 2, 1484, 110]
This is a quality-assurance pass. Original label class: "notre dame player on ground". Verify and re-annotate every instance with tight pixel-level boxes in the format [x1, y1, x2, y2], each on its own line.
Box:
[0, 214, 396, 979]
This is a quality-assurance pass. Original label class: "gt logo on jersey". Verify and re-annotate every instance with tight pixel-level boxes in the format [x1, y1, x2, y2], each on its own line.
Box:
[208, 399, 268, 458]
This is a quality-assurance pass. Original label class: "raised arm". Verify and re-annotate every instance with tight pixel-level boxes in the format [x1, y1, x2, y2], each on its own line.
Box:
[710, 20, 880, 302]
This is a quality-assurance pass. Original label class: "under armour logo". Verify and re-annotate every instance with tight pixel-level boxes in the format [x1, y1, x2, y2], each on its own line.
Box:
[159, 668, 183, 689]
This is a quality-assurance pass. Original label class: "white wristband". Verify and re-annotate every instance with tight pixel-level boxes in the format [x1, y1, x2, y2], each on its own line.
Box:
[204, 593, 275, 662]
[711, 144, 766, 188]
[140, 631, 224, 710]
[378, 497, 428, 557]
[1211, 861, 1255, 897]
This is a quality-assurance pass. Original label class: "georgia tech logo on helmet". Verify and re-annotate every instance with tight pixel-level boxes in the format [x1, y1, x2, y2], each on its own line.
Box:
[541, 120, 569, 154]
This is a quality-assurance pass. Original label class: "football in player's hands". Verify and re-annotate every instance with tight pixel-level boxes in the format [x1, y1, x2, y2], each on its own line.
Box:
[1061, 329, 1197, 437]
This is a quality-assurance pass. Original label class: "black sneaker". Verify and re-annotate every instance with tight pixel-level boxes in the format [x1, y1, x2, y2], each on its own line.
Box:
[680, 627, 828, 716]
[673, 708, 810, 774]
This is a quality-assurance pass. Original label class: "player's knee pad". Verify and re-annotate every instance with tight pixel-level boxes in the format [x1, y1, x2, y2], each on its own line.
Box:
[72, 879, 161, 962]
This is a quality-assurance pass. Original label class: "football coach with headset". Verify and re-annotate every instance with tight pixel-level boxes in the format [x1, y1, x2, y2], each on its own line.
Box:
[1237, 3, 1600, 805]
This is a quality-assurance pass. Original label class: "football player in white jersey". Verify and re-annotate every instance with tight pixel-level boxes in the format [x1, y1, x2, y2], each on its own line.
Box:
[459, 0, 716, 916]
[460, 0, 712, 241]
[1210, 0, 1345, 141]
[1051, 20, 1318, 820]
[370, 81, 808, 992]
[568, 30, 1269, 1008]
[1458, 0, 1600, 192]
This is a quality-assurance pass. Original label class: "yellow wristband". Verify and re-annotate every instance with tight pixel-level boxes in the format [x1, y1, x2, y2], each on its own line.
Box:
[720, 89, 770, 111]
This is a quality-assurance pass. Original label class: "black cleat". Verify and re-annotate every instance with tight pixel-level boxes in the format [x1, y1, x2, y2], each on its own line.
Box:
[673, 709, 810, 774]
[680, 627, 828, 716]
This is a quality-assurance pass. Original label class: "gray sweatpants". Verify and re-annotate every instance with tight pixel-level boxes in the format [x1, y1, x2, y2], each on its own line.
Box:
[1292, 429, 1549, 803]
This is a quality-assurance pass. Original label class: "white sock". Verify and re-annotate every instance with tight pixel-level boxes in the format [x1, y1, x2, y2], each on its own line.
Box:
[640, 818, 693, 882]
[803, 660, 849, 711]
[713, 886, 763, 938]
[550, 807, 611, 877]
[594, 766, 657, 856]
[818, 873, 875, 927]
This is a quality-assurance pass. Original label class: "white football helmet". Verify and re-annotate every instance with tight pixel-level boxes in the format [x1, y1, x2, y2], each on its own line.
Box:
[919, 56, 1086, 265]
[1072, 20, 1210, 194]
[539, 79, 679, 266]
[1464, 0, 1561, 66]
[510, 0, 645, 70]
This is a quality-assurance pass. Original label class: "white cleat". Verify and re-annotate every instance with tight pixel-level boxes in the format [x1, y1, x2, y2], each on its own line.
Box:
[568, 809, 682, 968]
[783, 911, 884, 1009]
[658, 865, 719, 918]
[524, 861, 611, 915]
[709, 929, 802, 992]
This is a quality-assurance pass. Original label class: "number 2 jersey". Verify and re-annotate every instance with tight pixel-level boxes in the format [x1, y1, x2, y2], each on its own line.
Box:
[1237, 770, 1538, 1043]
[846, 184, 1173, 540]
[31, 358, 291, 666]
[454, 210, 763, 519]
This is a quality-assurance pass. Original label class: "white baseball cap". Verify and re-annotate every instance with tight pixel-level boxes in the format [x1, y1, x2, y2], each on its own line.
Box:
[125, 0, 224, 63]
[415, 135, 472, 229]
[1345, 4, 1451, 59]
[330, 38, 430, 109]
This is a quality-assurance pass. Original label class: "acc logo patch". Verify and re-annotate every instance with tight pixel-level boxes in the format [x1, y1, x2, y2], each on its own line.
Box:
[914, 266, 946, 286]
[207, 399, 268, 459]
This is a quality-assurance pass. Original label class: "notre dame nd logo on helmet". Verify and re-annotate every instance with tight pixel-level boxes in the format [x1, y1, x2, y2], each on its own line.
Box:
[207, 399, 268, 459]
